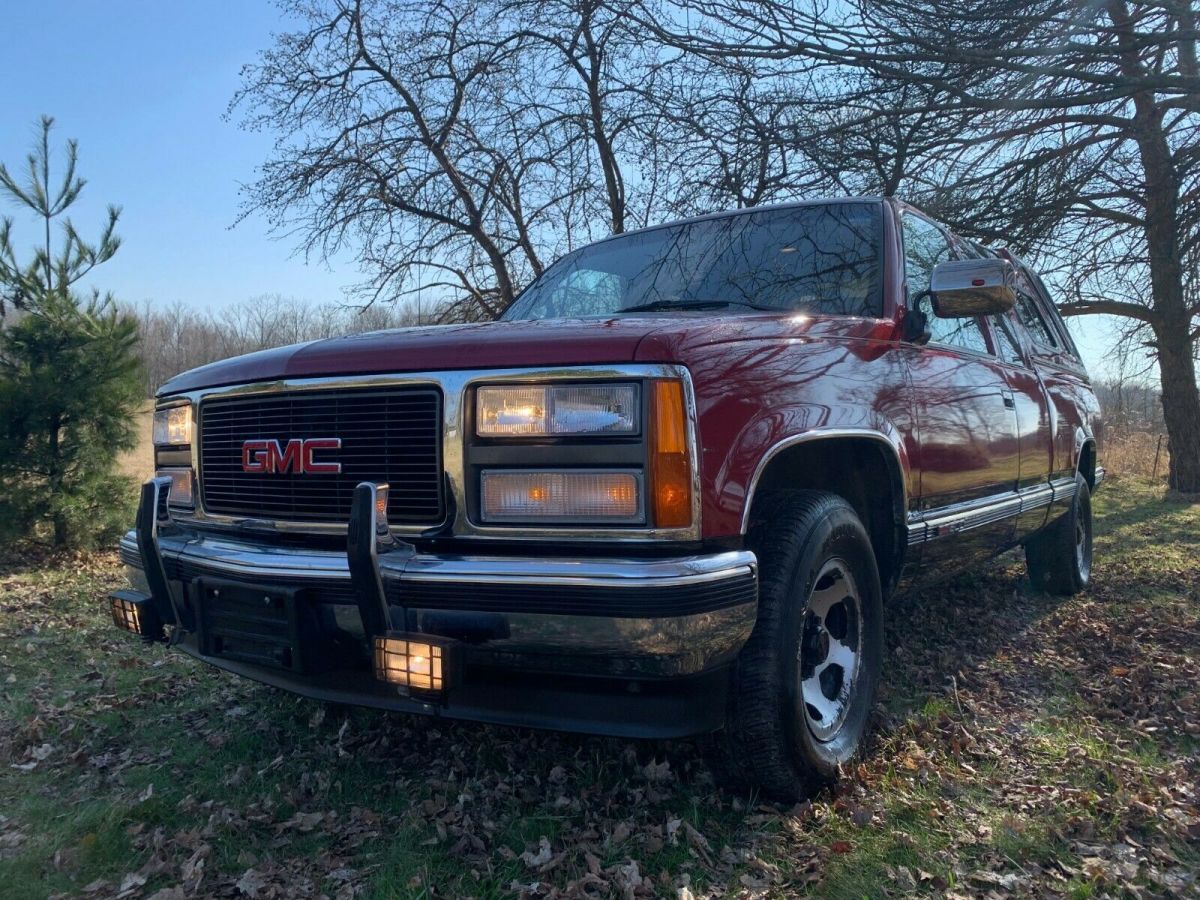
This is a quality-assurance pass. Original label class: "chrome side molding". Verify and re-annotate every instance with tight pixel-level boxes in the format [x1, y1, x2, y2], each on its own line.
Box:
[907, 477, 1078, 546]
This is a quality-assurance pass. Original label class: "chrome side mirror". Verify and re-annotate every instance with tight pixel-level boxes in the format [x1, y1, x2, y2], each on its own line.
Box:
[929, 258, 1018, 317]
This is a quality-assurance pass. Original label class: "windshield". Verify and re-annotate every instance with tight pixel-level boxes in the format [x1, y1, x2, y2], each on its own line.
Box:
[503, 202, 883, 321]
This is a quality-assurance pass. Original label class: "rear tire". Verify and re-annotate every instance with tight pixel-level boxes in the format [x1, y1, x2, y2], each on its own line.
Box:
[1025, 472, 1092, 595]
[706, 490, 883, 800]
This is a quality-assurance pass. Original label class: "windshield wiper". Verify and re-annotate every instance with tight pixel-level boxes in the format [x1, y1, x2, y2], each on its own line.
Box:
[618, 298, 777, 314]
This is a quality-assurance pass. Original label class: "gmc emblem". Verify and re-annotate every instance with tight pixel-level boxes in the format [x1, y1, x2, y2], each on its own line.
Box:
[241, 438, 343, 475]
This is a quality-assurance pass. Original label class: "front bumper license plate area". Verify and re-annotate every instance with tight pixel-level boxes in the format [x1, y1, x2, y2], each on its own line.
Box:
[194, 578, 329, 675]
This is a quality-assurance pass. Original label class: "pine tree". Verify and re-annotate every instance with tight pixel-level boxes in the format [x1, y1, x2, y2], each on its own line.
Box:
[0, 117, 143, 547]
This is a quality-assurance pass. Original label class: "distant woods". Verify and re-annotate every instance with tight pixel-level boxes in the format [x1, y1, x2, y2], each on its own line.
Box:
[126, 293, 1166, 439]
[129, 295, 431, 395]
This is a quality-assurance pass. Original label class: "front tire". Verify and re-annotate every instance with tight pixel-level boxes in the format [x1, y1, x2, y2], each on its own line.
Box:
[707, 490, 884, 800]
[1025, 472, 1093, 595]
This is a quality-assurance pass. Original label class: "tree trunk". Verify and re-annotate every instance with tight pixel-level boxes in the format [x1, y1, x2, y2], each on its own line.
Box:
[1115, 18, 1200, 491]
[1153, 320, 1200, 493]
[47, 410, 68, 546]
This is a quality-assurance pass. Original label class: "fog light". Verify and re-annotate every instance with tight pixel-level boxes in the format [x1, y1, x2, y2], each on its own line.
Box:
[109, 590, 164, 641]
[373, 632, 460, 697]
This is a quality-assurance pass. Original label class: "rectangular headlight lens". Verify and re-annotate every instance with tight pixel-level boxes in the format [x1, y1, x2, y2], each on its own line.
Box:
[155, 467, 194, 508]
[476, 384, 638, 436]
[152, 405, 193, 447]
[481, 470, 642, 523]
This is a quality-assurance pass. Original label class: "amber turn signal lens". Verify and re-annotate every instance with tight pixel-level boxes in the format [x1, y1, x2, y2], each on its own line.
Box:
[650, 379, 693, 528]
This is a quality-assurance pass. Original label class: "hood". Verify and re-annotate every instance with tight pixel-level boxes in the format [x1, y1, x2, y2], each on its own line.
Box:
[158, 313, 897, 395]
[159, 318, 661, 394]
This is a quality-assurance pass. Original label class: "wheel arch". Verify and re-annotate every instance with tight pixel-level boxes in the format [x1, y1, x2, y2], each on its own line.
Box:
[1075, 430, 1098, 488]
[741, 430, 909, 597]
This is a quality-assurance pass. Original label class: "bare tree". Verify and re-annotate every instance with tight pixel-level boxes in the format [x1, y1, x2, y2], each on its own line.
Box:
[503, 0, 664, 234]
[653, 0, 1200, 492]
[233, 0, 561, 319]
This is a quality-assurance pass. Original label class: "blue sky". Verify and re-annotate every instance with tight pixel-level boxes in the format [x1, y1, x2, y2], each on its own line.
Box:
[1, 1, 349, 310]
[1, 1, 1120, 377]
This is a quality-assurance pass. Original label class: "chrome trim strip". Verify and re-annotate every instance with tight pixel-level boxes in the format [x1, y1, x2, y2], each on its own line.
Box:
[740, 428, 907, 534]
[401, 549, 757, 588]
[906, 478, 1069, 545]
[120, 531, 757, 591]
[160, 363, 702, 543]
[920, 494, 1021, 540]
[1093, 467, 1105, 488]
[1050, 476, 1078, 502]
[410, 604, 758, 677]
[1021, 484, 1054, 509]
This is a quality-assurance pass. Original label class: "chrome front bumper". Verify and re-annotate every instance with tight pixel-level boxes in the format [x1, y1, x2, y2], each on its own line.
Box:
[119, 528, 758, 679]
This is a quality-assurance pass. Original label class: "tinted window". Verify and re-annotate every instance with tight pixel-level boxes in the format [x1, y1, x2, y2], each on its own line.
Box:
[917, 299, 991, 354]
[1013, 289, 1058, 348]
[1028, 272, 1081, 359]
[902, 213, 952, 297]
[904, 214, 989, 354]
[503, 203, 884, 320]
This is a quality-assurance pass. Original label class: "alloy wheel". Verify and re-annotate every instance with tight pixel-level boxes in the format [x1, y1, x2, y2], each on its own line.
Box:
[798, 558, 863, 742]
[1075, 498, 1093, 581]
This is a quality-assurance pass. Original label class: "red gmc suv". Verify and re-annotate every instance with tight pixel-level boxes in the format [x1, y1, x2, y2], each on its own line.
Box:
[113, 198, 1102, 798]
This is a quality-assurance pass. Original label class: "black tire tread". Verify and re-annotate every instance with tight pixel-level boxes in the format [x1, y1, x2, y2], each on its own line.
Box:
[708, 489, 874, 799]
[1025, 474, 1091, 596]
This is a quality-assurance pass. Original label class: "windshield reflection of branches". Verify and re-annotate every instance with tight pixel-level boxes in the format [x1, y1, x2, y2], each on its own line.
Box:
[505, 203, 882, 319]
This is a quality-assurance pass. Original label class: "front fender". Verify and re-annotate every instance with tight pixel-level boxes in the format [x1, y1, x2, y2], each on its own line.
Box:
[721, 417, 913, 534]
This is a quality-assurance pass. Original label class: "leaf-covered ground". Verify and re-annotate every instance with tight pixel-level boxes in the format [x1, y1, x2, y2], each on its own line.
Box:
[1, 477, 1197, 899]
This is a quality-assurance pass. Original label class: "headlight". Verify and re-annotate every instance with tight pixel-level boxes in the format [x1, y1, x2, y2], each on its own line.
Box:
[476, 384, 638, 437]
[152, 404, 193, 446]
[480, 470, 643, 523]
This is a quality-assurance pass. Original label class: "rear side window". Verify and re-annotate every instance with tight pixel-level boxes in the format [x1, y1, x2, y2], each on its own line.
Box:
[1013, 290, 1059, 349]
[1028, 272, 1082, 360]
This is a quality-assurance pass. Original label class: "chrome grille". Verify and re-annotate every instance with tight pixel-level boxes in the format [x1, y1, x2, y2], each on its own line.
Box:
[199, 387, 443, 525]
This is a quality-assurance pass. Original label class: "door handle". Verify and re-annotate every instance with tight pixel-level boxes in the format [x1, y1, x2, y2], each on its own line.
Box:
[1001, 390, 1015, 409]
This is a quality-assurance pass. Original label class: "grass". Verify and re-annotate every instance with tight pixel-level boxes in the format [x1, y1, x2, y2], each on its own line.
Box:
[1, 475, 1197, 898]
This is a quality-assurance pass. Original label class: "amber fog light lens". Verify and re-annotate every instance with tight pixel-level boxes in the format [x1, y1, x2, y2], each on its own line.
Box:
[109, 592, 163, 640]
[373, 633, 460, 696]
[650, 379, 693, 528]
[480, 470, 642, 523]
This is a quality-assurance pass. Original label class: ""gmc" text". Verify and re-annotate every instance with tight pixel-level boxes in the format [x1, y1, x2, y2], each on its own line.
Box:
[241, 438, 343, 475]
